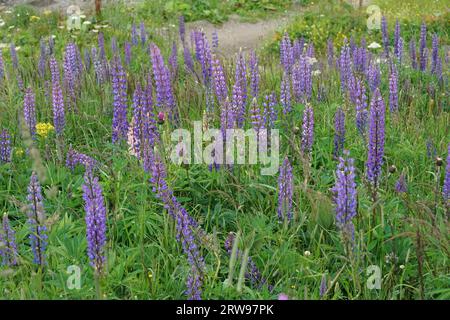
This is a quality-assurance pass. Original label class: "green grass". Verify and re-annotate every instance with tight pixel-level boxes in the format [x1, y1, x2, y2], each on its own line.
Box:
[0, 0, 449, 300]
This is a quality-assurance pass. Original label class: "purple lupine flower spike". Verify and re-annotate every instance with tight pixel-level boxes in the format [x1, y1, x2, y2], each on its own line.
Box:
[366, 88, 386, 187]
[301, 105, 314, 153]
[66, 146, 96, 171]
[148, 150, 205, 299]
[409, 39, 417, 69]
[179, 16, 186, 44]
[431, 34, 439, 74]
[50, 57, 65, 136]
[140, 22, 147, 45]
[277, 157, 293, 221]
[111, 55, 129, 143]
[27, 172, 48, 267]
[83, 171, 107, 275]
[131, 23, 139, 46]
[169, 41, 178, 79]
[124, 41, 131, 66]
[150, 43, 176, 120]
[332, 150, 357, 242]
[280, 32, 294, 73]
[212, 56, 227, 103]
[24, 87, 37, 139]
[333, 107, 346, 158]
[389, 63, 399, 112]
[419, 22, 427, 71]
[355, 78, 368, 136]
[38, 38, 47, 78]
[1, 213, 19, 266]
[0, 129, 12, 164]
[249, 50, 259, 99]
[280, 72, 291, 114]
[212, 30, 219, 50]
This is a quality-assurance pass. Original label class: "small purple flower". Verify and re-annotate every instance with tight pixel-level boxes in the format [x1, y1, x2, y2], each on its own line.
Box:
[27, 172, 48, 267]
[0, 213, 19, 266]
[395, 173, 407, 193]
[212, 30, 219, 50]
[0, 129, 12, 164]
[278, 157, 293, 221]
[278, 293, 289, 300]
[366, 88, 386, 187]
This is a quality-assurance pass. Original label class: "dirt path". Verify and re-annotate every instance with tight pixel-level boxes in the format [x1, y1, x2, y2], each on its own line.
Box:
[186, 11, 300, 57]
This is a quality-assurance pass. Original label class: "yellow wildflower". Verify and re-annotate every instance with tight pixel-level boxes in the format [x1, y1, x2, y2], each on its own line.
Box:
[36, 123, 55, 138]
[30, 16, 41, 22]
